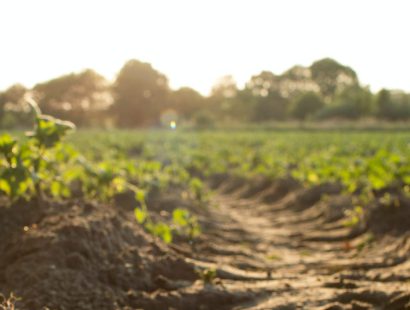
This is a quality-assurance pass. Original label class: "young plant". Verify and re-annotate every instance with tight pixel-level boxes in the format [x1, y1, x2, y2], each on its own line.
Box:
[0, 135, 32, 203]
[133, 187, 173, 243]
[0, 293, 19, 310]
[356, 233, 374, 252]
[196, 267, 217, 285]
[172, 208, 201, 241]
[343, 206, 364, 228]
[133, 188, 201, 243]
[26, 99, 75, 201]
[189, 177, 207, 202]
[0, 98, 75, 205]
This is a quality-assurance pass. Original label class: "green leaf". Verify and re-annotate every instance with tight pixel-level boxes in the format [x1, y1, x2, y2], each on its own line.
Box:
[50, 181, 62, 197]
[150, 223, 173, 243]
[30, 115, 75, 148]
[135, 207, 147, 224]
[172, 208, 189, 227]
[135, 189, 146, 204]
[307, 172, 319, 183]
[0, 179, 11, 195]
[0, 134, 17, 159]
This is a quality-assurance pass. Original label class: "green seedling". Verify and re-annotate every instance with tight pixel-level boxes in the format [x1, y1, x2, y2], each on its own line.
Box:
[0, 99, 75, 204]
[196, 267, 217, 285]
[172, 208, 201, 241]
[343, 206, 364, 227]
[356, 233, 375, 252]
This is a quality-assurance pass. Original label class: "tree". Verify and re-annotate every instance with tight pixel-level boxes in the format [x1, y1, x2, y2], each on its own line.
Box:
[253, 90, 288, 121]
[280, 65, 320, 99]
[246, 71, 280, 97]
[376, 89, 410, 120]
[310, 58, 358, 99]
[112, 59, 169, 127]
[317, 86, 374, 120]
[210, 75, 237, 99]
[0, 84, 31, 128]
[291, 91, 324, 120]
[207, 75, 239, 121]
[376, 89, 392, 119]
[0, 84, 27, 114]
[333, 86, 374, 119]
[33, 70, 112, 126]
[245, 72, 289, 121]
[169, 87, 205, 120]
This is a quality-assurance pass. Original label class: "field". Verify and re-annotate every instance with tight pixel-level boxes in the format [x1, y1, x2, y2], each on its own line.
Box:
[1, 124, 410, 309]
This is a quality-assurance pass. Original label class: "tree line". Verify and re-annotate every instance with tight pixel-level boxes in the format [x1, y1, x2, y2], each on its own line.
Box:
[1, 58, 410, 128]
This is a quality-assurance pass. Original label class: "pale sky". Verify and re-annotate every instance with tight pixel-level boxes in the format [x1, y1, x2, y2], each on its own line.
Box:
[1, 0, 409, 95]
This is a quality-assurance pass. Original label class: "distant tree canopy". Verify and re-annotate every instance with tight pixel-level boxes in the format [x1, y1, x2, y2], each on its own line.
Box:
[280, 66, 319, 99]
[0, 84, 27, 114]
[253, 91, 288, 121]
[207, 75, 239, 121]
[291, 92, 324, 120]
[169, 87, 205, 120]
[1, 57, 410, 129]
[112, 60, 169, 127]
[244, 71, 288, 121]
[310, 58, 358, 99]
[376, 89, 410, 120]
[33, 69, 112, 126]
[0, 84, 32, 128]
[246, 71, 279, 97]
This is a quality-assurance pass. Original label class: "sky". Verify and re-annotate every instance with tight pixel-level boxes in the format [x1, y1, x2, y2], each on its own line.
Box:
[0, 0, 409, 95]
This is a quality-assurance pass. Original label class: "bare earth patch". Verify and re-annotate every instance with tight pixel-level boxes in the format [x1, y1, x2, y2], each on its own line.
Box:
[0, 177, 409, 309]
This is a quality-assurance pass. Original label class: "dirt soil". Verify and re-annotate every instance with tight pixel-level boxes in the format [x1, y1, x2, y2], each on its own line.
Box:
[0, 176, 409, 309]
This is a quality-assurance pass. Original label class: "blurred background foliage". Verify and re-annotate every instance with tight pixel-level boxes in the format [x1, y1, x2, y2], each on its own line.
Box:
[2, 57, 410, 129]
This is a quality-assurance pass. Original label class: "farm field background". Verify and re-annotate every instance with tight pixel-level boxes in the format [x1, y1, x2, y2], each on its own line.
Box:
[1, 127, 410, 309]
[3, 1, 410, 308]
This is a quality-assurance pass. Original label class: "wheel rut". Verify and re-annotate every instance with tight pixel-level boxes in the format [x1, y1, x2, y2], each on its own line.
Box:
[188, 182, 410, 309]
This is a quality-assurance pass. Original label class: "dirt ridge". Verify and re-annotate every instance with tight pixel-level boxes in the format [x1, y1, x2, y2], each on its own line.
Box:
[0, 176, 409, 309]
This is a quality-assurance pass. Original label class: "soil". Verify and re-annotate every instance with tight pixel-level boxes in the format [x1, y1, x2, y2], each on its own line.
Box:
[0, 176, 409, 309]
